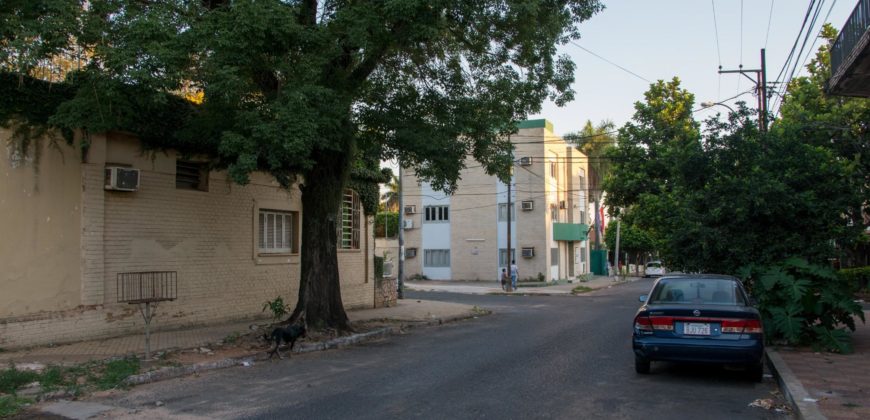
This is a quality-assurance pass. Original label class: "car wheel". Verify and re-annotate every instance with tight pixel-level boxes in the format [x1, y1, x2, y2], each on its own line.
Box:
[635, 356, 650, 374]
[748, 361, 763, 382]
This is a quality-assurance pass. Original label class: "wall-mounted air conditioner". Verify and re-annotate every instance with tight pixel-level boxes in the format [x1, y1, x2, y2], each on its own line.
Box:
[521, 200, 534, 211]
[405, 247, 417, 258]
[403, 219, 414, 229]
[404, 205, 416, 214]
[105, 167, 140, 192]
[521, 247, 535, 258]
[518, 157, 532, 166]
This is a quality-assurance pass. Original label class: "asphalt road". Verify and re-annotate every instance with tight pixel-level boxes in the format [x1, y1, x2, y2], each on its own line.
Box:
[90, 279, 789, 419]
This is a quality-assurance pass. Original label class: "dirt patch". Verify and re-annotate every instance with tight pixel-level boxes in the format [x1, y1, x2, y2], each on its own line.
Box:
[150, 319, 404, 367]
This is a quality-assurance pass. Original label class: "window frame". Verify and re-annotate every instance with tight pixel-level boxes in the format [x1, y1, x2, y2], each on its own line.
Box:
[497, 203, 516, 221]
[423, 249, 451, 267]
[338, 189, 362, 250]
[424, 205, 450, 223]
[175, 160, 209, 192]
[258, 209, 299, 254]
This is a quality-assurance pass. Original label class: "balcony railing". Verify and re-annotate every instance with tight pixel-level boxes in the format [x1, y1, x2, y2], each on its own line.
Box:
[831, 0, 870, 78]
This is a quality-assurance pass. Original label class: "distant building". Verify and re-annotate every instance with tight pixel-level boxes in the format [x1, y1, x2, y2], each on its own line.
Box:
[401, 119, 591, 282]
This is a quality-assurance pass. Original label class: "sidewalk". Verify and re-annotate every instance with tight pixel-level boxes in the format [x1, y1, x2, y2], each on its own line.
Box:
[405, 274, 639, 295]
[767, 310, 870, 420]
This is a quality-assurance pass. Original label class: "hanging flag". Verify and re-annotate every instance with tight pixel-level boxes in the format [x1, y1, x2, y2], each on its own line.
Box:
[599, 207, 606, 238]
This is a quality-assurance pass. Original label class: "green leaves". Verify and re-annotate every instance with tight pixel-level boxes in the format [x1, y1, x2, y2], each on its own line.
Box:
[740, 258, 863, 352]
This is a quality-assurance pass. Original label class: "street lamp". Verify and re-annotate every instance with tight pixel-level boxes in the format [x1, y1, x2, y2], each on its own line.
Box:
[700, 101, 735, 114]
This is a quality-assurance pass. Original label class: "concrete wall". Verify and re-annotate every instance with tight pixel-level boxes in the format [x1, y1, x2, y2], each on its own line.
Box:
[0, 130, 374, 348]
[1, 129, 83, 317]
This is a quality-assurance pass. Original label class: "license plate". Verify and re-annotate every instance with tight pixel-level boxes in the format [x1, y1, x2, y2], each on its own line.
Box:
[683, 323, 711, 335]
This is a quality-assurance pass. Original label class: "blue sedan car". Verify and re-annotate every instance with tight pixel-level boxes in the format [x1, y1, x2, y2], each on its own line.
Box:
[632, 274, 764, 381]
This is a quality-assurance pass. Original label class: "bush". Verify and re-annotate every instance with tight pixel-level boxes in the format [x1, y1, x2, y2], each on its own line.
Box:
[739, 258, 865, 353]
[262, 296, 291, 320]
[374, 212, 399, 238]
[374, 256, 384, 280]
[838, 266, 870, 292]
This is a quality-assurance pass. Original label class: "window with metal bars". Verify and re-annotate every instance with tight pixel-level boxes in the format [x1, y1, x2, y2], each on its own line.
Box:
[338, 189, 361, 249]
[258, 210, 298, 253]
[176, 160, 209, 191]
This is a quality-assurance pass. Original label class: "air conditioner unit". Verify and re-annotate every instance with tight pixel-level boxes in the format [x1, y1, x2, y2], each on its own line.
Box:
[405, 247, 417, 258]
[521, 200, 534, 211]
[404, 205, 416, 214]
[521, 247, 535, 258]
[403, 219, 414, 229]
[518, 157, 532, 166]
[105, 167, 140, 192]
[559, 200, 566, 209]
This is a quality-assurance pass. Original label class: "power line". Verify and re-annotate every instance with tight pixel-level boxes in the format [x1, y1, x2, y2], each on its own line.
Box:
[770, 0, 818, 114]
[569, 41, 652, 84]
[764, 0, 776, 49]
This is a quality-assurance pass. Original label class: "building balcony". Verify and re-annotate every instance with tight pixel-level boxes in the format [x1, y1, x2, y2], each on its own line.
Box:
[553, 223, 589, 242]
[827, 0, 870, 97]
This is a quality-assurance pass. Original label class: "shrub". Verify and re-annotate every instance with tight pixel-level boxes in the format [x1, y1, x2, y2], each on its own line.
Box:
[374, 256, 384, 280]
[838, 266, 870, 292]
[262, 296, 291, 320]
[738, 258, 865, 353]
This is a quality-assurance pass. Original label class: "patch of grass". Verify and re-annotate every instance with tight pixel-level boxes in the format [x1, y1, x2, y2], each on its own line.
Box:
[571, 285, 593, 294]
[37, 366, 65, 391]
[96, 357, 139, 390]
[0, 395, 33, 418]
[223, 332, 241, 345]
[0, 364, 39, 394]
[842, 402, 861, 408]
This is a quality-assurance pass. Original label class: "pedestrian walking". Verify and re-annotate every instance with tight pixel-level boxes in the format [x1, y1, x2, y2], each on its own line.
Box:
[510, 260, 519, 290]
[501, 268, 509, 291]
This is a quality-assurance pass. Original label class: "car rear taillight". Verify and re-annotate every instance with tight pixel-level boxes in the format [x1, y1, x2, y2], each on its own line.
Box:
[634, 316, 653, 334]
[635, 315, 674, 333]
[721, 319, 763, 334]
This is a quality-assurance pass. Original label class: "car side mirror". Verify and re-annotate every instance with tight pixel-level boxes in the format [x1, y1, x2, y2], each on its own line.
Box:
[639, 295, 647, 303]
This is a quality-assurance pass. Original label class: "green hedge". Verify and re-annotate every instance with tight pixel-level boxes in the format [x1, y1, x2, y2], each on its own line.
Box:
[374, 212, 399, 238]
[838, 266, 870, 291]
[374, 256, 384, 280]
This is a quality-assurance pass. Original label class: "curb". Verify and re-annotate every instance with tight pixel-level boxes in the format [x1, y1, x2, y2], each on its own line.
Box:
[122, 312, 481, 387]
[765, 349, 827, 420]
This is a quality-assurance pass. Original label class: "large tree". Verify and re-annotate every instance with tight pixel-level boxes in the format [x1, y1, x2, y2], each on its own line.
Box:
[1, 0, 603, 330]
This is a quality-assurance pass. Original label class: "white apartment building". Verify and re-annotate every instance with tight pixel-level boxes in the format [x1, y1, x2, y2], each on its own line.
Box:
[401, 119, 591, 281]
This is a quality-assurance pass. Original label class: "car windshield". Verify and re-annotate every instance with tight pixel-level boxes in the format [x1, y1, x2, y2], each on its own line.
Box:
[648, 278, 746, 305]
[646, 262, 662, 268]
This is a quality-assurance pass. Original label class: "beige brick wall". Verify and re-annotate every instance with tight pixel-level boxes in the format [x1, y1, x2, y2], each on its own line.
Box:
[0, 131, 374, 349]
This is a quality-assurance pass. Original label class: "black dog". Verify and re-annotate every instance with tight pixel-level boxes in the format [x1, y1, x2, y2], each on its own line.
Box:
[265, 324, 307, 359]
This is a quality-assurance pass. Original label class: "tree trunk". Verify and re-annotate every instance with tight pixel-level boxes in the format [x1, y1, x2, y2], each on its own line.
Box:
[286, 146, 354, 332]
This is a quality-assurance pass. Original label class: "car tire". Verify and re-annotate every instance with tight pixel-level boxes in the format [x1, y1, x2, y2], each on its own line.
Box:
[635, 356, 650, 374]
[748, 361, 763, 382]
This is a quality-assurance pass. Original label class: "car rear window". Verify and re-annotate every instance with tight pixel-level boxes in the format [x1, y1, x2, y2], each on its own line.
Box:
[648, 278, 746, 305]
[646, 262, 662, 268]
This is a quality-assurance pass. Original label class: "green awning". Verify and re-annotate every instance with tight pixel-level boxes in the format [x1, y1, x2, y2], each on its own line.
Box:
[553, 223, 589, 241]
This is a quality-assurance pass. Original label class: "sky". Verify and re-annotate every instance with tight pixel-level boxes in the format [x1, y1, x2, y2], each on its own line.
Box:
[529, 0, 858, 136]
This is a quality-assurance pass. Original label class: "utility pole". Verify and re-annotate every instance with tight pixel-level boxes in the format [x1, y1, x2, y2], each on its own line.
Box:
[397, 162, 404, 299]
[614, 217, 621, 279]
[718, 48, 769, 132]
[505, 151, 513, 293]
